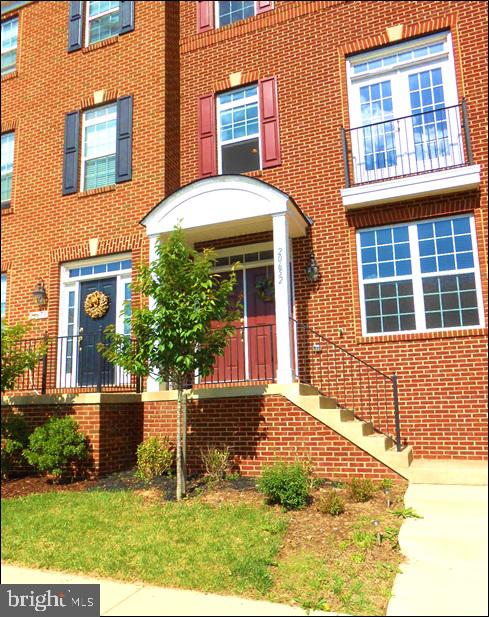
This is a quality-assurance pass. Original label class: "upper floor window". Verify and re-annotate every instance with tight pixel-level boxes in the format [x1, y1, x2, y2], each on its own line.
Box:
[198, 77, 280, 177]
[346, 32, 462, 184]
[357, 215, 484, 335]
[1, 273, 6, 319]
[62, 96, 133, 195]
[217, 85, 260, 174]
[197, 1, 274, 34]
[1, 17, 18, 76]
[1, 132, 14, 207]
[81, 103, 117, 190]
[68, 1, 134, 53]
[217, 1, 255, 26]
[86, 1, 121, 45]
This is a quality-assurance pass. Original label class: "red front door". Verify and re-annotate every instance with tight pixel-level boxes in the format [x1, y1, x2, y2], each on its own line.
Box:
[246, 266, 276, 381]
[207, 270, 245, 383]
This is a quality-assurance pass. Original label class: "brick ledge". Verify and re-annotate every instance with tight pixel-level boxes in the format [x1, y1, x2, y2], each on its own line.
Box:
[358, 327, 488, 344]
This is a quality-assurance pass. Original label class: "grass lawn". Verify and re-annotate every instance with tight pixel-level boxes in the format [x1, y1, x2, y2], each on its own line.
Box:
[1, 491, 287, 596]
[2, 479, 405, 615]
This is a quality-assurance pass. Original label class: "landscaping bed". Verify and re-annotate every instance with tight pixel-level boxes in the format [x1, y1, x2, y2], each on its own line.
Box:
[2, 471, 407, 615]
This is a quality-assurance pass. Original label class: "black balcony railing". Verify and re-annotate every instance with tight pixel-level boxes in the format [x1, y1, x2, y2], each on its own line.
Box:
[341, 100, 474, 187]
[292, 319, 402, 450]
[9, 334, 141, 393]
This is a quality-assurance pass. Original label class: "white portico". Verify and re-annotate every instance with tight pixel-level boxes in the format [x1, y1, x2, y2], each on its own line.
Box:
[140, 175, 309, 390]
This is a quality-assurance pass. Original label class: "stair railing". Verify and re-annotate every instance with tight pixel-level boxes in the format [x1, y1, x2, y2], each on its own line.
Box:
[292, 319, 402, 450]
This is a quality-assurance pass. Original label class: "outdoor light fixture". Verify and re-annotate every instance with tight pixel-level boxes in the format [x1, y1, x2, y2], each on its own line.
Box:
[32, 279, 48, 307]
[306, 254, 320, 283]
[372, 519, 381, 545]
[384, 488, 392, 508]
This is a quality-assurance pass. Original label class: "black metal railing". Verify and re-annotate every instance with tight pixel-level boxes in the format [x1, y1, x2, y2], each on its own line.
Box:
[292, 319, 402, 450]
[342, 100, 473, 187]
[10, 334, 141, 393]
[198, 323, 276, 385]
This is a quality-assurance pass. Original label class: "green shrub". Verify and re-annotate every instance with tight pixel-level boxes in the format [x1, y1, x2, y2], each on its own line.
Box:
[135, 436, 174, 482]
[317, 490, 345, 516]
[1, 412, 30, 479]
[23, 416, 89, 480]
[201, 446, 233, 482]
[379, 478, 394, 491]
[257, 461, 312, 510]
[349, 478, 376, 503]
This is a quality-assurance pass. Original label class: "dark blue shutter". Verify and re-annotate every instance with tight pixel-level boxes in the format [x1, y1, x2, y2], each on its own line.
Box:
[116, 96, 133, 184]
[68, 1, 83, 52]
[62, 111, 80, 195]
[119, 1, 135, 35]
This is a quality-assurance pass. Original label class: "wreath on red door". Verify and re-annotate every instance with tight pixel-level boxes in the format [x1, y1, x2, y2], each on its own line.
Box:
[256, 277, 274, 302]
[84, 291, 110, 319]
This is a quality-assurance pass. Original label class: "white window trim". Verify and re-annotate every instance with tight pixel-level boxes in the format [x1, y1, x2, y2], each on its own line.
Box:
[1, 17, 18, 75]
[346, 32, 461, 184]
[216, 85, 262, 174]
[80, 103, 117, 192]
[1, 272, 7, 320]
[85, 1, 120, 47]
[1, 131, 15, 205]
[58, 253, 132, 387]
[215, 1, 256, 28]
[356, 214, 485, 337]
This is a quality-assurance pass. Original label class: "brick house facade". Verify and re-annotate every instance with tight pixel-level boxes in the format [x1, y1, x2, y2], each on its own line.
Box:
[1, 1, 487, 479]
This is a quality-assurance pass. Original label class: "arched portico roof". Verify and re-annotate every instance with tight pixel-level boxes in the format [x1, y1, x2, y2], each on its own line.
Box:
[140, 175, 310, 243]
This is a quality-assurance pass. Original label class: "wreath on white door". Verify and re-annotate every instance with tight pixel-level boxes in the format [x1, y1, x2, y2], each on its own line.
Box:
[84, 290, 110, 319]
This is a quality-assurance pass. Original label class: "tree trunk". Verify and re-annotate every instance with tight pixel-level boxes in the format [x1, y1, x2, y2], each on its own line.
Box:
[182, 389, 187, 495]
[176, 388, 182, 501]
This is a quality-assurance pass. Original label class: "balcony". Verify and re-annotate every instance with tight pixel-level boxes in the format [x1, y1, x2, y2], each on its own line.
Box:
[340, 101, 480, 209]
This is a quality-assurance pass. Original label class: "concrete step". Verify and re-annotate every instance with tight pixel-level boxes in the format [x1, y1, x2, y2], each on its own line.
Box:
[407, 459, 488, 485]
[284, 383, 412, 477]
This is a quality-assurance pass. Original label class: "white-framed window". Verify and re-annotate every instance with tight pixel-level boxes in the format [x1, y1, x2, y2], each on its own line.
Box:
[357, 214, 484, 336]
[1, 273, 6, 319]
[216, 1, 255, 27]
[81, 103, 117, 191]
[1, 132, 14, 207]
[217, 84, 260, 174]
[1, 16, 18, 76]
[86, 1, 121, 46]
[346, 32, 462, 183]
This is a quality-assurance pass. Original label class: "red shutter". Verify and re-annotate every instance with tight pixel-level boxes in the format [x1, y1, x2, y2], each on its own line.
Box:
[255, 1, 274, 14]
[197, 1, 215, 33]
[259, 76, 281, 168]
[198, 94, 217, 178]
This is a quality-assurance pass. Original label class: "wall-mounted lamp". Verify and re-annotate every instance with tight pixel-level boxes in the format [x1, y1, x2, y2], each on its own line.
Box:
[32, 279, 48, 307]
[306, 254, 320, 283]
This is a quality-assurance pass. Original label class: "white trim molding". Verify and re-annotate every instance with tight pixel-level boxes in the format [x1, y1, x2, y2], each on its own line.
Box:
[341, 164, 481, 209]
[141, 175, 308, 243]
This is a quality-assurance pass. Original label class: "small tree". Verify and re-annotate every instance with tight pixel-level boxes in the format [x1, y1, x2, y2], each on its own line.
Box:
[100, 227, 240, 500]
[1, 322, 47, 394]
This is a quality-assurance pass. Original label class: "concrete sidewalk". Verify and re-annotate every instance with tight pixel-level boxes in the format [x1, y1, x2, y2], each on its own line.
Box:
[1, 564, 335, 616]
[387, 484, 488, 617]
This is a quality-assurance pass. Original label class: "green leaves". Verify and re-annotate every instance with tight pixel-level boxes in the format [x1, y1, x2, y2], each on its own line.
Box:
[99, 226, 240, 387]
[1, 322, 48, 394]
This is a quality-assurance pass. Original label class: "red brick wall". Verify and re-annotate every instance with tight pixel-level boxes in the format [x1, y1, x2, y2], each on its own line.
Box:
[1, 402, 143, 476]
[179, 1, 488, 460]
[2, 1, 487, 463]
[144, 395, 400, 480]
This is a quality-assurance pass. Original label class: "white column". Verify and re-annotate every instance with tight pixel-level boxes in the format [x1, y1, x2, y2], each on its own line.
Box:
[146, 234, 161, 392]
[273, 213, 294, 384]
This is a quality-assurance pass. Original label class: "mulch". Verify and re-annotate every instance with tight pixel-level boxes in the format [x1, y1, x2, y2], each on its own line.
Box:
[1, 475, 99, 499]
